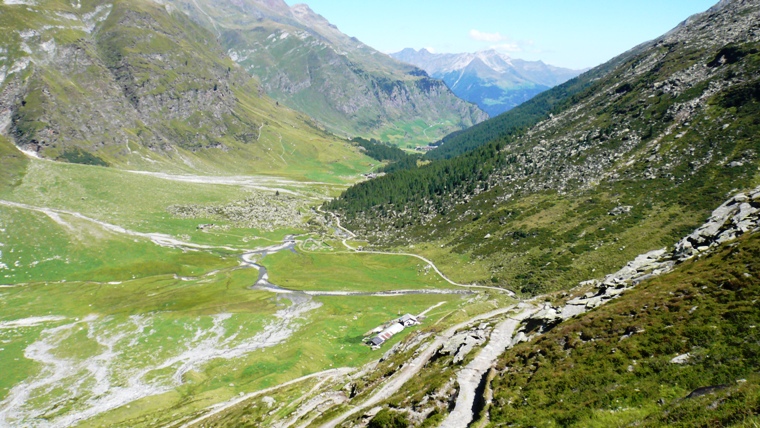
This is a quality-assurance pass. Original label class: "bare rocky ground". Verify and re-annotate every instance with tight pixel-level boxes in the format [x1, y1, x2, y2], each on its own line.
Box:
[167, 190, 311, 232]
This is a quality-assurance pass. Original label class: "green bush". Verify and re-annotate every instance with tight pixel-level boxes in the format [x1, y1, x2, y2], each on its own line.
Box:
[368, 409, 410, 428]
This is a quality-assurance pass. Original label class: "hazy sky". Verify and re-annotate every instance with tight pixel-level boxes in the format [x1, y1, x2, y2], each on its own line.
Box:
[284, 0, 718, 69]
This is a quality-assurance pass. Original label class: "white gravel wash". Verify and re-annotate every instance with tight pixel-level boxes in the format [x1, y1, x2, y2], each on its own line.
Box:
[0, 297, 321, 427]
[0, 316, 66, 329]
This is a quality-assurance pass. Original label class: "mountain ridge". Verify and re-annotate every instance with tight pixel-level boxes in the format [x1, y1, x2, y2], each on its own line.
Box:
[392, 47, 583, 116]
[0, 0, 373, 180]
[167, 0, 488, 146]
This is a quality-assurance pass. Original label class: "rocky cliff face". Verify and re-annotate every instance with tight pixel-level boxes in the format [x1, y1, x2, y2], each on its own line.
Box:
[0, 0, 261, 163]
[167, 0, 487, 145]
[392, 48, 583, 117]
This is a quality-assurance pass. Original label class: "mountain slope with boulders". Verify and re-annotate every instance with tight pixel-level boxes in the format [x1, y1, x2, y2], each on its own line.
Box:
[202, 184, 759, 427]
[164, 0, 487, 146]
[490, 232, 760, 427]
[327, 0, 760, 294]
[392, 48, 582, 117]
[328, 190, 760, 428]
[0, 0, 373, 179]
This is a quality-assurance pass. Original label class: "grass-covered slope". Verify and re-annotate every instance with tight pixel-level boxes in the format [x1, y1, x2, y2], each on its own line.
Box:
[328, 0, 760, 293]
[490, 231, 760, 427]
[0, 0, 373, 180]
[0, 136, 27, 193]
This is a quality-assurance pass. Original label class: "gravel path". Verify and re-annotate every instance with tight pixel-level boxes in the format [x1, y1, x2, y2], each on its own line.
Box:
[440, 303, 538, 428]
[318, 207, 516, 296]
[359, 249, 515, 296]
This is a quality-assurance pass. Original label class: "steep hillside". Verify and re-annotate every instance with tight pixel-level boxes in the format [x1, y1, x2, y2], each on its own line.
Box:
[421, 54, 627, 161]
[489, 230, 760, 427]
[0, 0, 373, 180]
[328, 0, 760, 293]
[0, 135, 27, 193]
[165, 0, 487, 146]
[392, 48, 582, 117]
[324, 213, 760, 428]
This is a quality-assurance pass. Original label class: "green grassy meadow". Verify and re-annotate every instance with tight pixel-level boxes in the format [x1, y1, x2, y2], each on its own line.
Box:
[0, 156, 491, 427]
[378, 119, 459, 148]
[264, 251, 451, 292]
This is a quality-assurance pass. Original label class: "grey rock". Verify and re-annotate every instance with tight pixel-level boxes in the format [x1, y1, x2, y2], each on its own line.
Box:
[674, 185, 760, 260]
[585, 296, 604, 309]
[532, 305, 562, 323]
[560, 304, 587, 320]
[439, 329, 489, 364]
[609, 205, 633, 216]
[511, 332, 528, 346]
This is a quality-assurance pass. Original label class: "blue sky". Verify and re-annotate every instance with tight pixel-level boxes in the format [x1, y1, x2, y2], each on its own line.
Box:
[284, 0, 718, 69]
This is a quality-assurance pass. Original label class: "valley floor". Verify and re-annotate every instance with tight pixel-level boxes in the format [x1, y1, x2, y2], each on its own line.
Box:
[0, 159, 515, 427]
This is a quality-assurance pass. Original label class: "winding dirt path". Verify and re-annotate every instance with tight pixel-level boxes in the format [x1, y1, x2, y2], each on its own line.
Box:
[317, 207, 515, 296]
[360, 250, 515, 296]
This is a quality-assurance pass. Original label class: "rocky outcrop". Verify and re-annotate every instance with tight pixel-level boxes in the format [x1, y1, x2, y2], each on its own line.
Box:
[522, 185, 760, 333]
[674, 188, 760, 260]
[438, 325, 490, 364]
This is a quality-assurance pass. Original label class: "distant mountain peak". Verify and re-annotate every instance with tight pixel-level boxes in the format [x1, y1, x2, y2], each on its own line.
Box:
[391, 48, 582, 116]
[291, 3, 323, 21]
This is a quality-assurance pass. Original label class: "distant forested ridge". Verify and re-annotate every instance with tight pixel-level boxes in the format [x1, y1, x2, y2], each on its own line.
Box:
[352, 137, 410, 163]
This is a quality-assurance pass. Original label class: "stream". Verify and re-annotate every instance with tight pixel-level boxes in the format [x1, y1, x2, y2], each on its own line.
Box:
[243, 236, 473, 299]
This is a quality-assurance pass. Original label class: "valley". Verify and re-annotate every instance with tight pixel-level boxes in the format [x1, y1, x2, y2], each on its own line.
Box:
[0, 0, 759, 427]
[0, 156, 515, 427]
